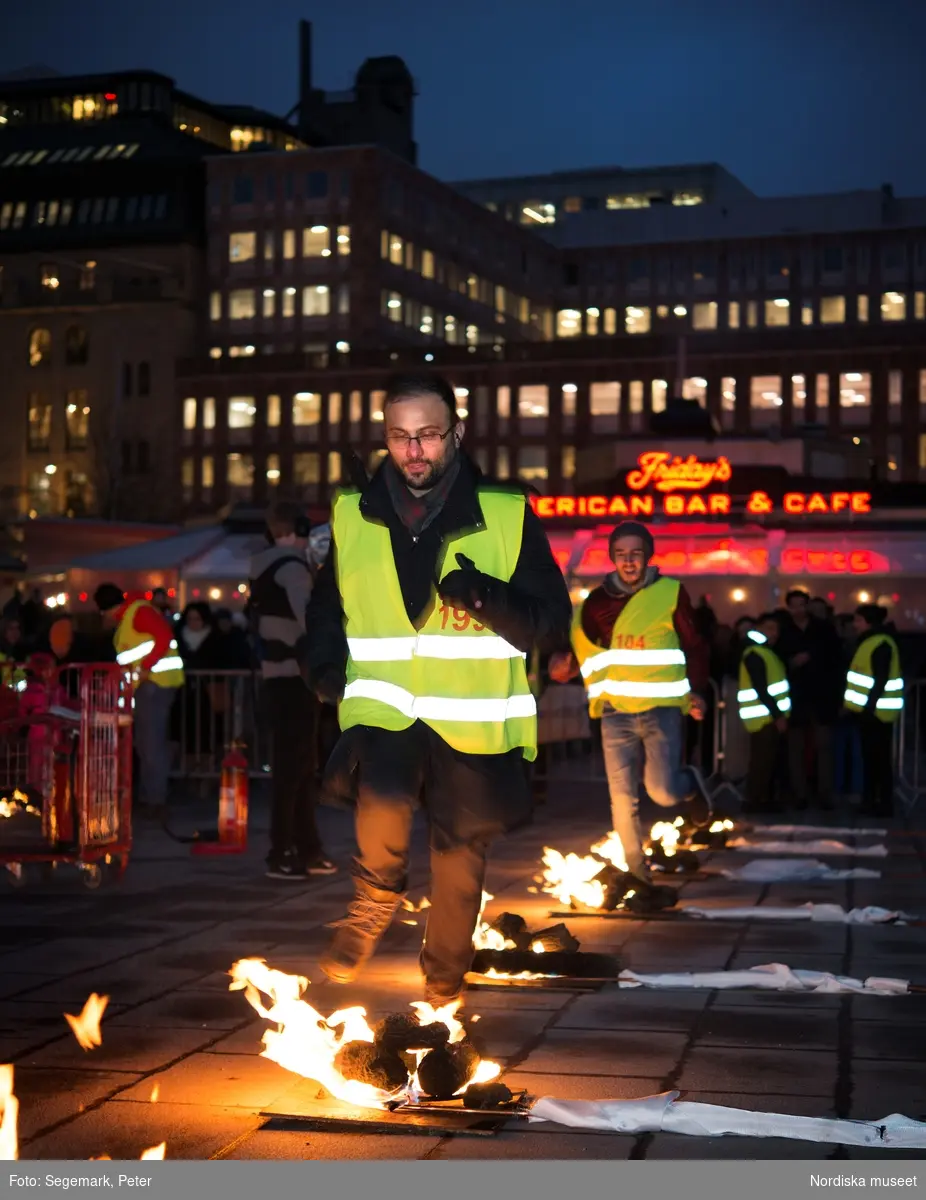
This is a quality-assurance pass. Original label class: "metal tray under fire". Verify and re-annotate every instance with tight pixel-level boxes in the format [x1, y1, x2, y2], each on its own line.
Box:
[261, 1091, 533, 1137]
[465, 947, 621, 988]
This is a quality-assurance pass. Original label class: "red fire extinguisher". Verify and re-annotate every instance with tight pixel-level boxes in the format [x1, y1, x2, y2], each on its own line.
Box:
[192, 743, 248, 856]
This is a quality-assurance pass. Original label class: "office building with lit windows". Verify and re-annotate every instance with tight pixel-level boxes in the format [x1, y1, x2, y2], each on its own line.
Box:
[0, 21, 417, 525]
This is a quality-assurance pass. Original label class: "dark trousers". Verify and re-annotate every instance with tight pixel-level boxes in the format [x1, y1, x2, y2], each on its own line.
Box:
[745, 723, 781, 813]
[787, 720, 834, 807]
[263, 676, 321, 862]
[858, 716, 894, 815]
[351, 721, 531, 998]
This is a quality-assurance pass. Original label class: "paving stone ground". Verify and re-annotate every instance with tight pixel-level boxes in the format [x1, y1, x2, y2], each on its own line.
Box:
[2, 777, 926, 1160]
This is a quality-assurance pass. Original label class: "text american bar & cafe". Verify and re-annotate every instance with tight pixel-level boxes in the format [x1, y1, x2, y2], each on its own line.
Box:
[530, 450, 926, 627]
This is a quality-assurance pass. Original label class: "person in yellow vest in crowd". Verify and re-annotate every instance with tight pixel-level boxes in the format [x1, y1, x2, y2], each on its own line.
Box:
[94, 583, 185, 817]
[738, 612, 791, 815]
[844, 603, 903, 817]
[548, 522, 712, 883]
[0, 616, 29, 690]
[306, 372, 572, 1005]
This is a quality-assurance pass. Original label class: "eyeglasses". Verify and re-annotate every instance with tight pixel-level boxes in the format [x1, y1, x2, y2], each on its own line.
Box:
[385, 427, 454, 450]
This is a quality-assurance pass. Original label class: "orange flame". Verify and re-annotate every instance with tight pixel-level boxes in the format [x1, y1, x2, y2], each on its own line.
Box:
[64, 993, 109, 1051]
[0, 1065, 18, 1160]
[149, 1083, 160, 1103]
[140, 1142, 166, 1160]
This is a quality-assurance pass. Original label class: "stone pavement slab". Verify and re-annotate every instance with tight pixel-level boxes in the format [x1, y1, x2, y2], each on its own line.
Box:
[1, 788, 925, 1160]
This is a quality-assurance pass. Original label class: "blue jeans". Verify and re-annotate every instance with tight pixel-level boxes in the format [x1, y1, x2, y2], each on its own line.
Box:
[134, 682, 177, 810]
[600, 706, 694, 878]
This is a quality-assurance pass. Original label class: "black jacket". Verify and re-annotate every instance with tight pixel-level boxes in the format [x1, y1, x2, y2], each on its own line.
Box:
[307, 454, 573, 682]
[778, 615, 844, 724]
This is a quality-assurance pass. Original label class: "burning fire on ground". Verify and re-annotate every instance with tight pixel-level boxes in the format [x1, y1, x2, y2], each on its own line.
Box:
[65, 993, 109, 1051]
[228, 958, 500, 1109]
[541, 830, 675, 913]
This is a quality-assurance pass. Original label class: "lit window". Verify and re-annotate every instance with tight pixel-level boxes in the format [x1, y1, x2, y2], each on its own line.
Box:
[746, 301, 758, 328]
[28, 328, 52, 367]
[202, 456, 214, 489]
[228, 289, 256, 319]
[209, 347, 222, 359]
[420, 305, 434, 335]
[495, 285, 506, 313]
[820, 296, 846, 324]
[370, 390, 386, 423]
[349, 391, 363, 423]
[27, 395, 52, 450]
[518, 385, 548, 419]
[203, 398, 216, 430]
[282, 286, 296, 318]
[12, 202, 26, 229]
[337, 225, 350, 256]
[497, 447, 510, 478]
[183, 398, 197, 430]
[519, 201, 555, 225]
[228, 397, 256, 429]
[266, 453, 280, 487]
[721, 377, 737, 427]
[267, 395, 281, 427]
[226, 453, 254, 500]
[692, 301, 718, 330]
[384, 291, 402, 322]
[916, 292, 926, 320]
[673, 191, 703, 206]
[497, 387, 511, 421]
[802, 301, 814, 325]
[607, 194, 650, 210]
[562, 446, 576, 479]
[750, 376, 784, 412]
[389, 235, 404, 265]
[303, 284, 330, 316]
[764, 298, 790, 327]
[590, 382, 620, 417]
[652, 380, 667, 413]
[857, 295, 869, 322]
[518, 447, 548, 484]
[422, 249, 435, 279]
[444, 314, 458, 343]
[406, 242, 417, 272]
[292, 392, 322, 426]
[40, 263, 59, 290]
[586, 306, 599, 336]
[790, 374, 805, 412]
[625, 306, 651, 335]
[839, 372, 871, 410]
[881, 291, 906, 321]
[264, 230, 274, 261]
[182, 458, 194, 496]
[465, 324, 478, 345]
[563, 196, 582, 213]
[327, 393, 342, 425]
[337, 284, 349, 315]
[283, 230, 295, 260]
[327, 450, 342, 485]
[262, 288, 275, 318]
[556, 309, 581, 337]
[229, 232, 256, 262]
[0, 203, 11, 230]
[603, 308, 617, 335]
[303, 225, 330, 257]
[228, 345, 256, 358]
[294, 451, 321, 487]
[65, 390, 90, 449]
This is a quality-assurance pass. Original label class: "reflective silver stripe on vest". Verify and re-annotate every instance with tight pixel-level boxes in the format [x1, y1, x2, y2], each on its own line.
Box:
[876, 696, 904, 710]
[149, 656, 184, 674]
[884, 677, 904, 692]
[116, 640, 156, 666]
[844, 688, 868, 706]
[343, 679, 536, 722]
[587, 677, 691, 700]
[845, 675, 904, 708]
[740, 703, 772, 721]
[347, 635, 525, 662]
[847, 670, 874, 689]
[580, 647, 687, 678]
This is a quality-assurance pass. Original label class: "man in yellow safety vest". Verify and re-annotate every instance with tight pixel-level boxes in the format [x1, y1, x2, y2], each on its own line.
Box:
[738, 612, 790, 814]
[306, 372, 572, 1004]
[95, 583, 184, 816]
[549, 521, 712, 881]
[844, 603, 903, 817]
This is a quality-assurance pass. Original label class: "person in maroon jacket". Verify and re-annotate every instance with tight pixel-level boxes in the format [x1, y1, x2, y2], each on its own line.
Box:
[549, 522, 712, 880]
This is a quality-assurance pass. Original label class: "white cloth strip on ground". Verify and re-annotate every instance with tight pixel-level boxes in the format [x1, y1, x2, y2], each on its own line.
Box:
[683, 903, 908, 924]
[726, 837, 888, 857]
[720, 858, 881, 882]
[750, 824, 889, 836]
[617, 962, 909, 994]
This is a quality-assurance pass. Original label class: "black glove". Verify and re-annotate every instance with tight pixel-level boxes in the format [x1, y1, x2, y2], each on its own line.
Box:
[313, 664, 346, 706]
[437, 553, 495, 615]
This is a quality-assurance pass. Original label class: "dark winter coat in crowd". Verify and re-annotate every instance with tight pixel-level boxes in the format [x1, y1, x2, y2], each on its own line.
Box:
[778, 615, 844, 725]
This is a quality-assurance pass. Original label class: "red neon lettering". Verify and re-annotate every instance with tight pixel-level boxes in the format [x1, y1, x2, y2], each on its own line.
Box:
[710, 495, 732, 514]
[686, 495, 708, 515]
[849, 551, 872, 573]
[609, 497, 630, 516]
[664, 496, 686, 516]
[831, 492, 850, 513]
[629, 495, 653, 516]
[555, 496, 576, 517]
[535, 496, 555, 518]
[806, 493, 829, 514]
[851, 492, 871, 513]
[783, 493, 805, 514]
[626, 451, 733, 492]
[587, 496, 608, 517]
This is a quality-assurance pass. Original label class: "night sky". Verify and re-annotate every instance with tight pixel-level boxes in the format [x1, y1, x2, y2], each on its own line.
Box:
[5, 0, 926, 197]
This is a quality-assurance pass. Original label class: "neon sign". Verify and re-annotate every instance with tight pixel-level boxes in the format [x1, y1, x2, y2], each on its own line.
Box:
[626, 451, 732, 493]
[530, 491, 872, 520]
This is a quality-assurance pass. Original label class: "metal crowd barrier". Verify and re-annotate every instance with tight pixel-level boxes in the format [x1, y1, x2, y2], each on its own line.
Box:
[166, 670, 926, 816]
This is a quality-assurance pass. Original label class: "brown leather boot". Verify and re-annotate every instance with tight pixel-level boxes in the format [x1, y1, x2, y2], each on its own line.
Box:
[320, 881, 403, 984]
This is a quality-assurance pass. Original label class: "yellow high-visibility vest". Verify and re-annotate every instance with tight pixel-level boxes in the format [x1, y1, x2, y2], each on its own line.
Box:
[844, 633, 903, 723]
[115, 600, 185, 690]
[571, 576, 690, 717]
[738, 641, 790, 733]
[0, 655, 27, 692]
[333, 487, 537, 760]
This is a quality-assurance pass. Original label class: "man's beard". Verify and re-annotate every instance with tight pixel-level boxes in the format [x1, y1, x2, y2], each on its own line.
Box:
[398, 448, 455, 492]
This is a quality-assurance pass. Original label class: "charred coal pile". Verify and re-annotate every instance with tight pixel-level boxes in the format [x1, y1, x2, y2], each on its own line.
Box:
[470, 910, 622, 981]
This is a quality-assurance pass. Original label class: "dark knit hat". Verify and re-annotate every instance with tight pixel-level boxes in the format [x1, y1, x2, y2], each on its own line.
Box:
[94, 582, 125, 613]
[608, 521, 655, 559]
[856, 603, 887, 627]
